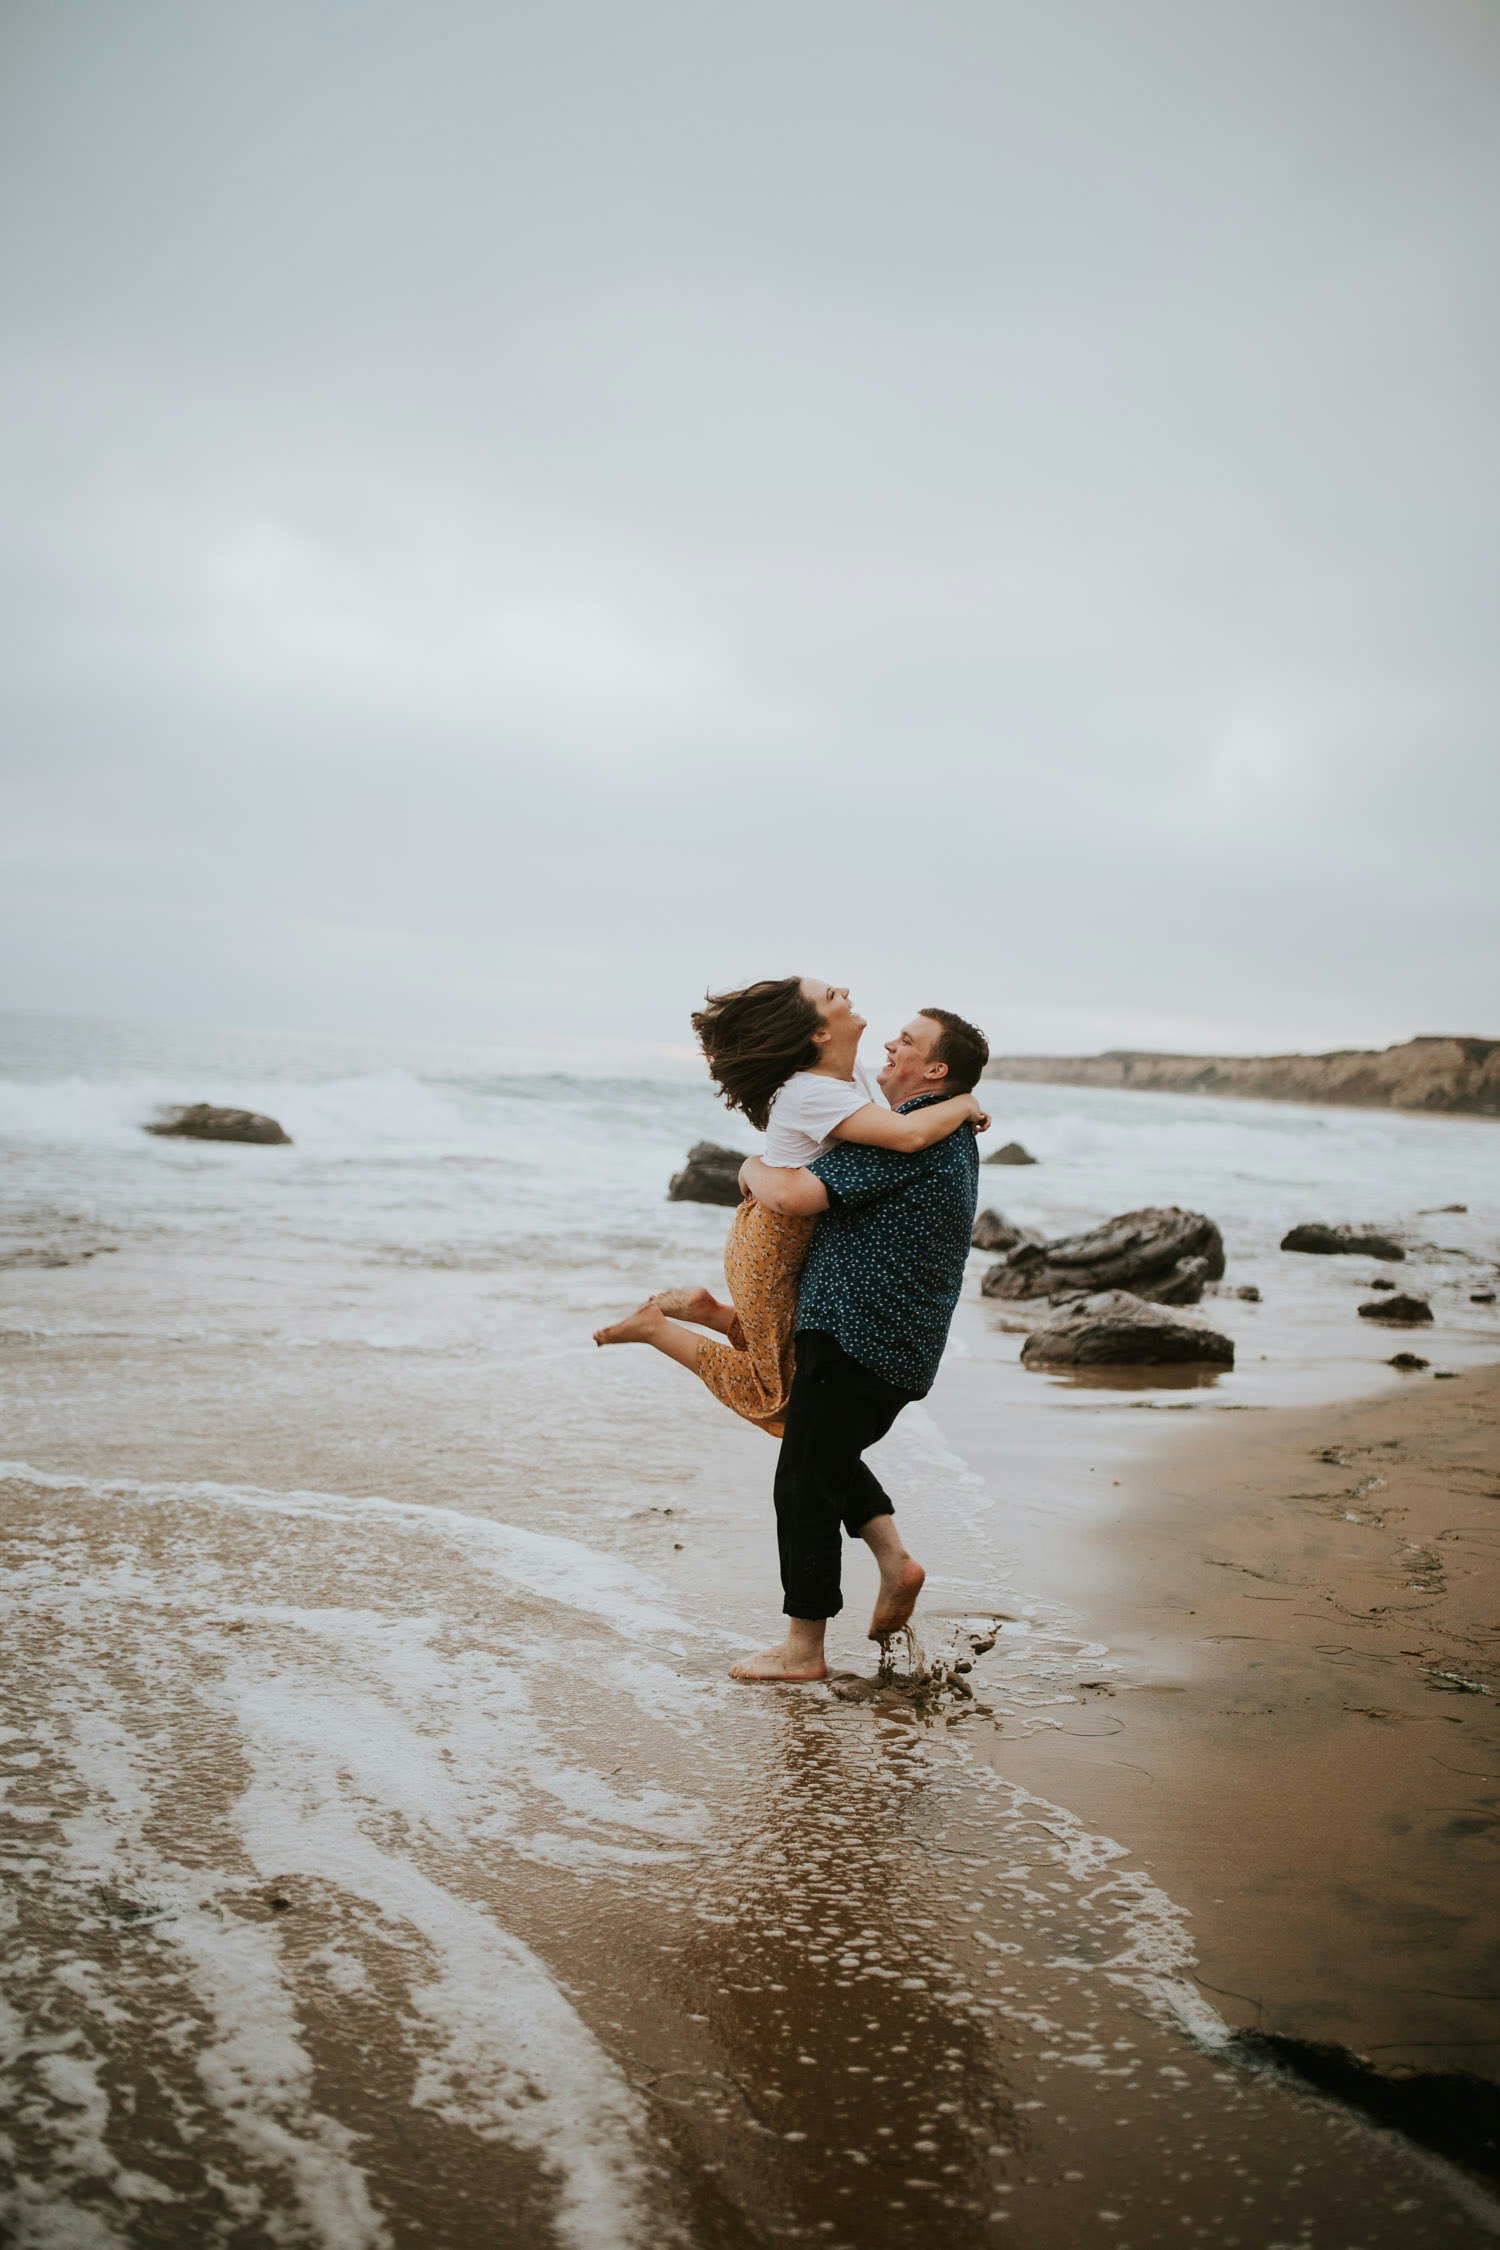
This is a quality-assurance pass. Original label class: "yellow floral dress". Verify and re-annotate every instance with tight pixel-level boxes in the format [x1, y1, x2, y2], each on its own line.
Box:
[694, 1196, 819, 1438]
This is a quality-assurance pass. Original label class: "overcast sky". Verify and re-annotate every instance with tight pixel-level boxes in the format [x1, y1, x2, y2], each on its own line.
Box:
[2, 0, 1497, 1060]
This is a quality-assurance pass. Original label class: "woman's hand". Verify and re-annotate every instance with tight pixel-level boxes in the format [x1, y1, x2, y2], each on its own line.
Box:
[967, 1094, 992, 1134]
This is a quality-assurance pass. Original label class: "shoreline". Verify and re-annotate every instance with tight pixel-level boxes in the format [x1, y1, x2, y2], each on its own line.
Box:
[6, 1019, 1500, 2241]
[931, 1350, 1500, 2101]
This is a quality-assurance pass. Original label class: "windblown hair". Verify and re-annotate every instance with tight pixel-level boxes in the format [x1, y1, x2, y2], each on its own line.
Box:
[918, 1007, 990, 1095]
[691, 976, 823, 1133]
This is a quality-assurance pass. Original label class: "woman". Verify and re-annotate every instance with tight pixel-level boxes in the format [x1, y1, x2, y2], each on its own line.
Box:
[593, 976, 986, 1433]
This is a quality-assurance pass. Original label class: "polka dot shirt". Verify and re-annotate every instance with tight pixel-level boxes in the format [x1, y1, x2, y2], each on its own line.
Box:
[798, 1097, 980, 1396]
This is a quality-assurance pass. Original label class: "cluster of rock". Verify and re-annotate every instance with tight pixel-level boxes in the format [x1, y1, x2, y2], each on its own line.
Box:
[145, 1104, 291, 1145]
[1281, 1216, 1438, 1325]
[667, 1142, 747, 1207]
[980, 1205, 1225, 1308]
[667, 1143, 1492, 1368]
[974, 1205, 1235, 1366]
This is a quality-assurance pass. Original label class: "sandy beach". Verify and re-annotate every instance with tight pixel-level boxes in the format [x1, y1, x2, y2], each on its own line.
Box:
[5, 1034, 1500, 2245]
[8, 1339, 1498, 2246]
[946, 1357, 1500, 2175]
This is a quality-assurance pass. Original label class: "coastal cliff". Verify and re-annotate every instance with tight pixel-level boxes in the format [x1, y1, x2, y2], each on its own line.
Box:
[984, 1035, 1500, 1117]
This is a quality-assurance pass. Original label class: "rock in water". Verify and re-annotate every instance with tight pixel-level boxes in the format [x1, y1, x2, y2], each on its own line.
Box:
[146, 1104, 291, 1145]
[1021, 1291, 1235, 1369]
[981, 1206, 1225, 1305]
[970, 1208, 1040, 1254]
[985, 1141, 1037, 1165]
[1358, 1292, 1433, 1324]
[1281, 1223, 1405, 1261]
[668, 1142, 748, 1206]
[1388, 1352, 1430, 1371]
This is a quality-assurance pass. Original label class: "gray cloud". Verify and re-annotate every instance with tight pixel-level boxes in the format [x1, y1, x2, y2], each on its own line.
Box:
[3, 0, 1497, 1054]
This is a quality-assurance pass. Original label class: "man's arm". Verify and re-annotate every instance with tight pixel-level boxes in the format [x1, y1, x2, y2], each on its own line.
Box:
[739, 1154, 830, 1216]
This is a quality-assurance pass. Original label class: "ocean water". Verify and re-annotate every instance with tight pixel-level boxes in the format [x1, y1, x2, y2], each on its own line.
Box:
[4, 1008, 1498, 2247]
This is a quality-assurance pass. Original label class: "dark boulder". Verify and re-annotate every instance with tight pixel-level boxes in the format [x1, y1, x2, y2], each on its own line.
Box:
[1388, 1352, 1430, 1371]
[668, 1142, 748, 1207]
[985, 1141, 1037, 1166]
[146, 1104, 290, 1146]
[1021, 1291, 1235, 1369]
[1281, 1223, 1404, 1261]
[1471, 1290, 1497, 1305]
[1235, 1284, 1261, 1303]
[970, 1208, 1040, 1255]
[1358, 1292, 1433, 1325]
[982, 1206, 1225, 1306]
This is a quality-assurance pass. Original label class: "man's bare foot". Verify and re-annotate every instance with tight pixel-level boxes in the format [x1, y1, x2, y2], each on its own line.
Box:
[868, 1557, 925, 1639]
[593, 1305, 667, 1347]
[643, 1285, 724, 1325]
[728, 1641, 830, 1683]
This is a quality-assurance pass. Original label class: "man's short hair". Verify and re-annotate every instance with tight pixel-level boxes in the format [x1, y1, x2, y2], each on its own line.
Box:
[919, 1008, 989, 1095]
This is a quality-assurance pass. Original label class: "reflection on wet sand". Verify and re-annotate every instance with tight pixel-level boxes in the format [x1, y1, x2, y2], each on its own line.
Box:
[4, 1460, 1494, 2246]
[624, 1706, 1013, 2244]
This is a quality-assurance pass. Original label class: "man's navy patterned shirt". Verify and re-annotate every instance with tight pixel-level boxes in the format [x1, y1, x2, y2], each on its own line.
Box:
[798, 1094, 979, 1396]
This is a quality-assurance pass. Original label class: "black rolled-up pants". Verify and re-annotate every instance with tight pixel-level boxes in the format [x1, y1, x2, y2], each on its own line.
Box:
[774, 1329, 918, 1620]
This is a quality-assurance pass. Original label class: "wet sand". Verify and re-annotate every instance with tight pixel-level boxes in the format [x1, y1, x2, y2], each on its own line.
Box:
[6, 1452, 1491, 2250]
[940, 1355, 1500, 2146]
[6, 1223, 1500, 2244]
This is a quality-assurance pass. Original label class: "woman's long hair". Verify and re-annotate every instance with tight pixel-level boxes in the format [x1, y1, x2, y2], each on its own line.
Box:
[691, 977, 822, 1133]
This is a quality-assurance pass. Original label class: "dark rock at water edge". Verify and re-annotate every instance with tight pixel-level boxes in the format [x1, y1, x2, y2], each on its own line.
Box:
[1227, 2031, 1500, 2186]
[984, 1141, 1037, 1166]
[982, 1206, 1225, 1306]
[1358, 1292, 1433, 1324]
[146, 1104, 291, 1145]
[1388, 1352, 1430, 1371]
[970, 1208, 1041, 1254]
[668, 1142, 748, 1207]
[1020, 1290, 1235, 1369]
[1281, 1223, 1404, 1261]
[1472, 1289, 1497, 1305]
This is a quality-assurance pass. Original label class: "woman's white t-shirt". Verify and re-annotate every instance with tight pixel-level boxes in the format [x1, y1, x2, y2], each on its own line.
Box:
[763, 1059, 882, 1168]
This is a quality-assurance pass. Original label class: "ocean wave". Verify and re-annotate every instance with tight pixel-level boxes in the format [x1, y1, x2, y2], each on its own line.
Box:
[0, 1460, 705, 1648]
[3, 1545, 676, 2249]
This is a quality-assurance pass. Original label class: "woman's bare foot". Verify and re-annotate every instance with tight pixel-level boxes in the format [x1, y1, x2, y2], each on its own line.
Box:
[868, 1557, 925, 1640]
[728, 1641, 829, 1683]
[593, 1305, 667, 1347]
[643, 1286, 728, 1326]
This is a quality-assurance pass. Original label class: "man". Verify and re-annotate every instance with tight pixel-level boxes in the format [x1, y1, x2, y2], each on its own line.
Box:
[729, 1006, 989, 1683]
